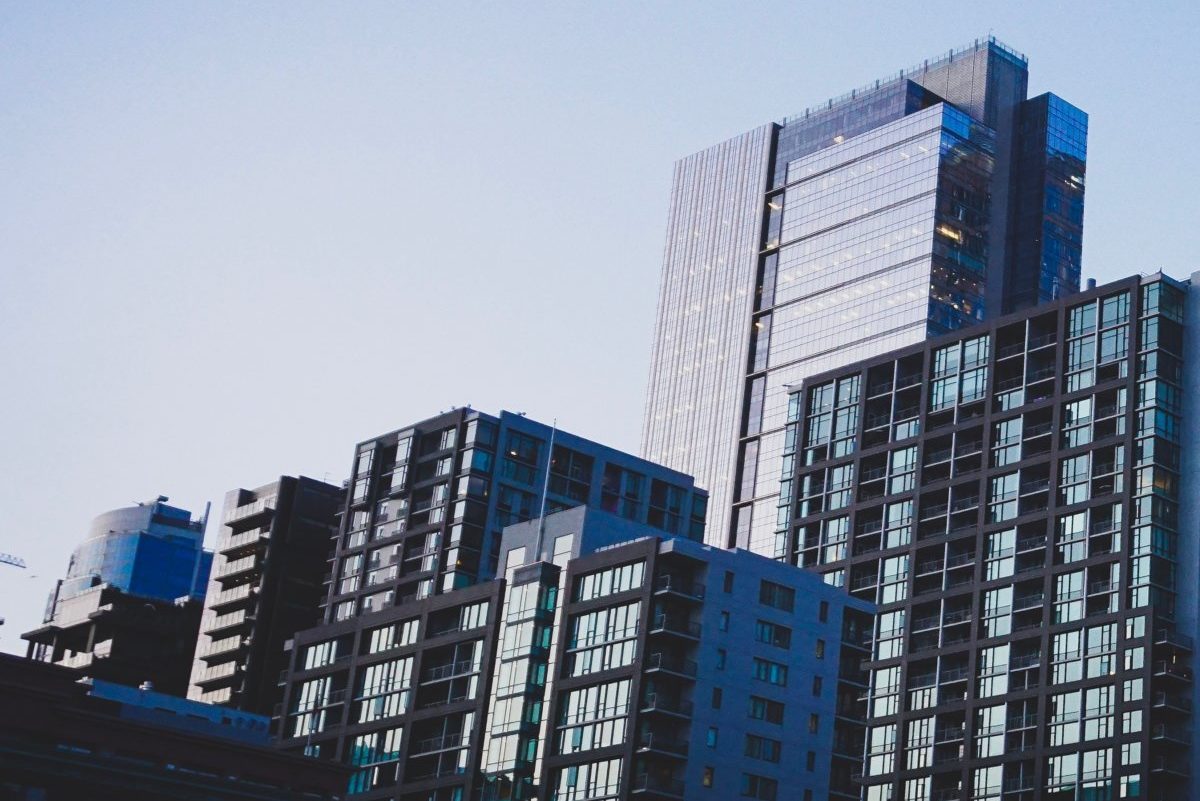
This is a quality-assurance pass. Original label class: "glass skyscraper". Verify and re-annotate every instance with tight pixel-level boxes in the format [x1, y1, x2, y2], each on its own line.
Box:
[642, 37, 1087, 554]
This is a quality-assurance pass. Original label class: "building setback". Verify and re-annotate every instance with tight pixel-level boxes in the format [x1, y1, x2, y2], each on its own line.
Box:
[190, 475, 344, 714]
[779, 273, 1196, 800]
[641, 36, 1087, 555]
[279, 505, 874, 801]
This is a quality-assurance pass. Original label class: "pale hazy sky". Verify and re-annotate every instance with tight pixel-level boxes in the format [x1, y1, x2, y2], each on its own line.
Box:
[2, 2, 1198, 651]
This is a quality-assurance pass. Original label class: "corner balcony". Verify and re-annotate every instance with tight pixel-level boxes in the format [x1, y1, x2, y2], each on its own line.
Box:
[630, 774, 684, 799]
[647, 614, 700, 640]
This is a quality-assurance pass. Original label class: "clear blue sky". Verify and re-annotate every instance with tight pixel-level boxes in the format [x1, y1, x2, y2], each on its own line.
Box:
[2, 1, 1198, 650]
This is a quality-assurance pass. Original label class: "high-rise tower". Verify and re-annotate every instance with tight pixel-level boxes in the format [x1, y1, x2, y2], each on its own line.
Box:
[641, 38, 1087, 554]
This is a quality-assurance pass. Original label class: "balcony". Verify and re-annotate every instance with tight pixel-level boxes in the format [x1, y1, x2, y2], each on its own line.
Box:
[1012, 592, 1044, 611]
[641, 693, 693, 718]
[194, 660, 239, 687]
[1155, 629, 1195, 652]
[409, 732, 469, 755]
[934, 725, 964, 743]
[630, 774, 684, 799]
[1151, 757, 1190, 777]
[220, 529, 269, 558]
[648, 614, 700, 640]
[1152, 724, 1192, 746]
[1006, 713, 1038, 730]
[216, 554, 261, 583]
[226, 499, 275, 527]
[209, 582, 256, 612]
[205, 609, 252, 638]
[636, 733, 689, 758]
[422, 659, 478, 683]
[1153, 692, 1192, 713]
[1153, 660, 1193, 681]
[643, 652, 697, 678]
[653, 575, 705, 601]
[197, 635, 244, 662]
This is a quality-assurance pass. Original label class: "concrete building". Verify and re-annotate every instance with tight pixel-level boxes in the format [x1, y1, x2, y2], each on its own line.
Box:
[190, 476, 344, 714]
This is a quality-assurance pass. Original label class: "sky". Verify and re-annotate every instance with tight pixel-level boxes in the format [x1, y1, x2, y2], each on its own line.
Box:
[2, 1, 1199, 651]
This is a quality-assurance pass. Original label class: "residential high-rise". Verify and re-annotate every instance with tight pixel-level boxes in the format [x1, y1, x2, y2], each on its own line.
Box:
[189, 476, 344, 714]
[779, 273, 1195, 800]
[273, 408, 708, 799]
[23, 497, 213, 693]
[278, 504, 873, 801]
[641, 37, 1088, 553]
[319, 407, 707, 624]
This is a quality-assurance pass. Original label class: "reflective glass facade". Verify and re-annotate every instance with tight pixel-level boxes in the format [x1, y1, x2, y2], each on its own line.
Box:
[642, 38, 1088, 553]
[50, 498, 210, 615]
[781, 274, 1194, 801]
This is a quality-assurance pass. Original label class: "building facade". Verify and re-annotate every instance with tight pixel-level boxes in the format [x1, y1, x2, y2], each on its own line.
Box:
[279, 505, 873, 801]
[641, 37, 1088, 554]
[24, 497, 213, 694]
[780, 273, 1195, 800]
[190, 475, 344, 714]
[321, 408, 707, 624]
[43, 496, 211, 614]
[274, 408, 708, 800]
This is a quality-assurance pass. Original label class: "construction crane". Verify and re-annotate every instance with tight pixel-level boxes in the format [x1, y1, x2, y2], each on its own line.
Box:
[0, 553, 26, 569]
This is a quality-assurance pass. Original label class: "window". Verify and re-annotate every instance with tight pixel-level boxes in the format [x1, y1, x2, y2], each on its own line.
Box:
[706, 727, 718, 747]
[703, 767, 714, 788]
[808, 713, 819, 733]
[740, 773, 778, 801]
[815, 639, 825, 659]
[720, 611, 730, 631]
[818, 600, 829, 622]
[806, 751, 815, 771]
[754, 620, 791, 649]
[575, 561, 645, 602]
[346, 726, 403, 793]
[712, 687, 722, 708]
[554, 758, 621, 801]
[717, 649, 727, 670]
[366, 619, 419, 654]
[748, 695, 785, 724]
[724, 571, 735, 593]
[745, 734, 781, 763]
[752, 658, 787, 686]
[759, 580, 795, 612]
[812, 676, 823, 696]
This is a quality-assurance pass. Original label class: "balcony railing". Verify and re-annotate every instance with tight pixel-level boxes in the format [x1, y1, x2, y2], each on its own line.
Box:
[641, 693, 693, 717]
[630, 774, 684, 798]
[649, 614, 700, 639]
[643, 652, 697, 678]
[636, 733, 689, 756]
[422, 659, 478, 682]
[653, 575, 705, 600]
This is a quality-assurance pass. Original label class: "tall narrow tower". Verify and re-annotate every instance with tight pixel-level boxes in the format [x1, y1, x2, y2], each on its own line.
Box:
[642, 37, 1087, 553]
